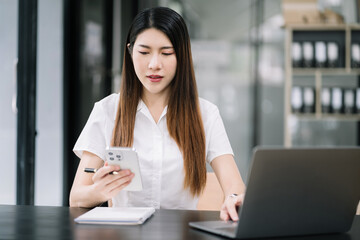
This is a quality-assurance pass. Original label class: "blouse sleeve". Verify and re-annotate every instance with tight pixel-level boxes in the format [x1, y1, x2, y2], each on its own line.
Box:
[73, 102, 107, 161]
[206, 107, 234, 164]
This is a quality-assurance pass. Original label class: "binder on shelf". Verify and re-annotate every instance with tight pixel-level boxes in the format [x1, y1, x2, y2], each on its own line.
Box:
[331, 87, 343, 114]
[292, 42, 302, 68]
[356, 88, 360, 113]
[351, 43, 360, 68]
[321, 88, 331, 113]
[327, 42, 339, 68]
[344, 89, 355, 114]
[303, 87, 315, 113]
[303, 41, 314, 68]
[315, 41, 326, 68]
[291, 86, 303, 113]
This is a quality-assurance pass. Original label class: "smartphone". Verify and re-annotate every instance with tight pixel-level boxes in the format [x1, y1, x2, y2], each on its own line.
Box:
[105, 147, 143, 191]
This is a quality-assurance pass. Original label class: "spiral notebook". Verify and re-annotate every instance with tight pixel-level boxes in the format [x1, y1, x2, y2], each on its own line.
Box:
[74, 207, 155, 225]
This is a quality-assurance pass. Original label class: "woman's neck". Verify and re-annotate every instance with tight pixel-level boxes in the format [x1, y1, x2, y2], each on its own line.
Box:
[141, 91, 169, 123]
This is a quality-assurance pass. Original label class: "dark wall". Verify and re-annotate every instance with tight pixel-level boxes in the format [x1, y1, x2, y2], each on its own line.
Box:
[63, 0, 114, 206]
[62, 0, 141, 206]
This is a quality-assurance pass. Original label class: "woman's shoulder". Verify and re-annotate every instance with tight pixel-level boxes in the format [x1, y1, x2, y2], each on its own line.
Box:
[95, 93, 119, 118]
[198, 97, 222, 132]
[198, 97, 219, 114]
[97, 93, 119, 105]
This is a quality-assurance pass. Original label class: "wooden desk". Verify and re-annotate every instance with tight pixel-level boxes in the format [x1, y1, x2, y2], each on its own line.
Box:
[0, 205, 359, 240]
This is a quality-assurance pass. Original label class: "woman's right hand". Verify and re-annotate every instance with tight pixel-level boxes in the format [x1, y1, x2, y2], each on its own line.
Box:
[69, 151, 134, 208]
[91, 162, 135, 202]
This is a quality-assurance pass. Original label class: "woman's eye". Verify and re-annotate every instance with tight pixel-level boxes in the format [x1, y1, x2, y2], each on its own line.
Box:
[138, 51, 149, 55]
[162, 52, 174, 56]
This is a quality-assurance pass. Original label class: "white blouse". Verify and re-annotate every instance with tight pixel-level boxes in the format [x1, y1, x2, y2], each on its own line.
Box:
[73, 93, 233, 210]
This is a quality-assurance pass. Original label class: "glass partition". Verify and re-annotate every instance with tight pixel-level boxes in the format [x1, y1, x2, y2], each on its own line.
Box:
[0, 0, 18, 204]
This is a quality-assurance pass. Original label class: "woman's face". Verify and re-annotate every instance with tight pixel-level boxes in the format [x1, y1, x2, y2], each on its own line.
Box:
[131, 28, 177, 99]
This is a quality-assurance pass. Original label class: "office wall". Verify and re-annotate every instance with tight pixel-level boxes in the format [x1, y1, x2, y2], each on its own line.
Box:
[257, 0, 285, 146]
[35, 0, 63, 206]
[179, 0, 254, 178]
[173, 0, 360, 178]
[0, 0, 17, 205]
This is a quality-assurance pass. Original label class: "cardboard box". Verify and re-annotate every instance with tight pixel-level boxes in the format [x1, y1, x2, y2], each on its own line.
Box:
[323, 8, 344, 24]
[282, 0, 322, 25]
[282, 0, 344, 26]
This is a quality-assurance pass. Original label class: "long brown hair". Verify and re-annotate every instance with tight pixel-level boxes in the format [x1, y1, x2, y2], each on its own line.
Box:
[111, 7, 206, 196]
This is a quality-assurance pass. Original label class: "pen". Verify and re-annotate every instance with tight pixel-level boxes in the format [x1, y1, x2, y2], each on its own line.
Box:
[84, 168, 119, 175]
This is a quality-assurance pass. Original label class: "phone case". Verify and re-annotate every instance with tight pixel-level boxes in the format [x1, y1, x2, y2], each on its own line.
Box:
[105, 147, 143, 191]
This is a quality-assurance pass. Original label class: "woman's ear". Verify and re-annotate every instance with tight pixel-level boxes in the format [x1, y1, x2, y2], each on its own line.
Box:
[127, 43, 131, 55]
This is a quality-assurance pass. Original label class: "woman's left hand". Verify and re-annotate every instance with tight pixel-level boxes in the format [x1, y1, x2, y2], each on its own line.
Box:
[220, 193, 245, 221]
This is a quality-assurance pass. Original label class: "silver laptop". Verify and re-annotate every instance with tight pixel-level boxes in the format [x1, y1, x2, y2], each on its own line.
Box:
[189, 147, 360, 239]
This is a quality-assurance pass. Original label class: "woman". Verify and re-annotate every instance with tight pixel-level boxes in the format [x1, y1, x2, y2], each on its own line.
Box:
[69, 6, 245, 221]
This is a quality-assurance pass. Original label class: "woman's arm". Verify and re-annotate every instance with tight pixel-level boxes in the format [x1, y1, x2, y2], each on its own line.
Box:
[210, 154, 246, 221]
[69, 151, 134, 208]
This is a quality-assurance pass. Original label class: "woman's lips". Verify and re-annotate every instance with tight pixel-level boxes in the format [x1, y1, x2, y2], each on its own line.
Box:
[147, 75, 163, 82]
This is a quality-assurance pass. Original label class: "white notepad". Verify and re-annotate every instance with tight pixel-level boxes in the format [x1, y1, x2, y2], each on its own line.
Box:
[74, 207, 155, 225]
